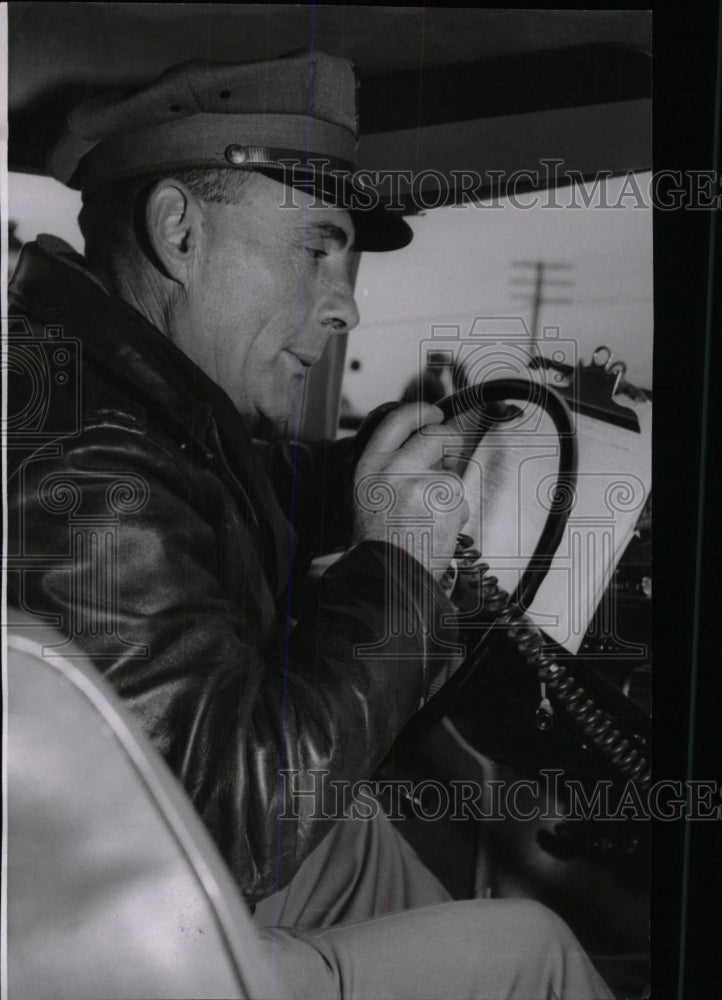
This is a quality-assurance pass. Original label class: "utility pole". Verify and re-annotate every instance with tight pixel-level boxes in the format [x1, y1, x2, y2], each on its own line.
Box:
[510, 261, 573, 358]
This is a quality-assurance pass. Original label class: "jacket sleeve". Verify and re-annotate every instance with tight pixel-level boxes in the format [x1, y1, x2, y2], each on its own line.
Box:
[257, 435, 357, 564]
[7, 422, 460, 904]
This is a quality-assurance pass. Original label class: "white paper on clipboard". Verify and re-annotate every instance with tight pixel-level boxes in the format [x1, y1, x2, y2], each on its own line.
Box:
[459, 393, 652, 654]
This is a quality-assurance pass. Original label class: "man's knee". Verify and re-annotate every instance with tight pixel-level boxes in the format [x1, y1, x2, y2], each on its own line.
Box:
[491, 899, 609, 997]
[503, 899, 577, 952]
[472, 898, 582, 979]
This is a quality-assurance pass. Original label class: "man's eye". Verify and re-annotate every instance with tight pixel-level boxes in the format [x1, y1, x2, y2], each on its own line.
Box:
[306, 247, 328, 262]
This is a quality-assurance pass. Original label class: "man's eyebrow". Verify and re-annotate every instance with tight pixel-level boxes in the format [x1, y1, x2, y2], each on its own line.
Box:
[297, 222, 351, 248]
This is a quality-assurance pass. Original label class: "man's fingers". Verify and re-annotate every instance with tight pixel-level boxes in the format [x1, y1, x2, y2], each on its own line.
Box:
[356, 400, 485, 480]
[394, 422, 453, 468]
[361, 402, 444, 456]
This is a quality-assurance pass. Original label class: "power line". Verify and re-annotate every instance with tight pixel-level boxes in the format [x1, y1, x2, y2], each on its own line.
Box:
[510, 260, 574, 357]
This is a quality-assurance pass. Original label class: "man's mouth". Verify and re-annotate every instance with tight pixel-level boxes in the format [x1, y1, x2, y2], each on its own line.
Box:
[286, 350, 319, 369]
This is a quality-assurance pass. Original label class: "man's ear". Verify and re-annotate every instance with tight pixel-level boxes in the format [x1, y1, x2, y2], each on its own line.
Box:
[144, 179, 203, 282]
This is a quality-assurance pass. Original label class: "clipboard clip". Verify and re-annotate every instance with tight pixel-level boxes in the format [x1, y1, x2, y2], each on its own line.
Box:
[529, 346, 641, 432]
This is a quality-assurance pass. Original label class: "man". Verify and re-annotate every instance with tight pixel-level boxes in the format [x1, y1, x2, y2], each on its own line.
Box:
[7, 52, 611, 997]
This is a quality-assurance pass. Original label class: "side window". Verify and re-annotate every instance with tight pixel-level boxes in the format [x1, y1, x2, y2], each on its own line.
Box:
[8, 173, 84, 274]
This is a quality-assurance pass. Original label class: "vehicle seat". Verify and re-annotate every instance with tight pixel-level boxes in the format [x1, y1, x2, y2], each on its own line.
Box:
[5, 617, 291, 1000]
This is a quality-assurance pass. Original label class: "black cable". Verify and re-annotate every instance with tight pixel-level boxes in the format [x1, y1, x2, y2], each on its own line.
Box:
[437, 378, 577, 615]
[363, 381, 650, 787]
[402, 379, 650, 788]
[506, 619, 650, 787]
[400, 378, 577, 740]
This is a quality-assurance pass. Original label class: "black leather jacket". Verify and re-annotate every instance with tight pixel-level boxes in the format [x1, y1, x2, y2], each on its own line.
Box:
[7, 237, 458, 903]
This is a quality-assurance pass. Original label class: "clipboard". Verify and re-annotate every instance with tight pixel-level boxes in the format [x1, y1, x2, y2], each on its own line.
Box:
[460, 347, 652, 654]
[528, 345, 645, 432]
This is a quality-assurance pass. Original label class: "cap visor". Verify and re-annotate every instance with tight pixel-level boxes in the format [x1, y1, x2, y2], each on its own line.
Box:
[253, 166, 413, 252]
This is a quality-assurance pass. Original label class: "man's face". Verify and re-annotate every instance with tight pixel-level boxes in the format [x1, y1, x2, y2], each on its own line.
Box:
[179, 174, 360, 428]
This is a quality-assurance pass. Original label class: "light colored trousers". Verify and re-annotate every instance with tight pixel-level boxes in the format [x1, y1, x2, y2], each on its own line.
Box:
[254, 812, 614, 999]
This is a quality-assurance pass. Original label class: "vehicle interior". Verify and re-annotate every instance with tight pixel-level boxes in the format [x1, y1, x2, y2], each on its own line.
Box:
[6, 5, 652, 999]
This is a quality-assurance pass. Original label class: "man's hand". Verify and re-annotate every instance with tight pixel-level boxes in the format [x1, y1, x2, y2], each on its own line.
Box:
[353, 403, 470, 580]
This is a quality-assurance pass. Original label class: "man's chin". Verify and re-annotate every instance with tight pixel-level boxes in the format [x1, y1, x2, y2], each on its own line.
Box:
[252, 405, 297, 441]
[255, 383, 308, 437]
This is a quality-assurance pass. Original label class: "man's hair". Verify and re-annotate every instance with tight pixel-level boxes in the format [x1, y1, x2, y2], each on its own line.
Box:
[78, 167, 253, 271]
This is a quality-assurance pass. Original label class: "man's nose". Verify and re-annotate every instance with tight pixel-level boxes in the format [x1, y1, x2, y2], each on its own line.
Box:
[320, 273, 360, 334]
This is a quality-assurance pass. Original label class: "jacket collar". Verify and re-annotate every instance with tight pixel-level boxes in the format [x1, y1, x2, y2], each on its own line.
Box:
[10, 236, 247, 452]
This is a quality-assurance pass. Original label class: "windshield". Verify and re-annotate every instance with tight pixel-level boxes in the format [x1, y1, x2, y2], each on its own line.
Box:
[341, 172, 652, 426]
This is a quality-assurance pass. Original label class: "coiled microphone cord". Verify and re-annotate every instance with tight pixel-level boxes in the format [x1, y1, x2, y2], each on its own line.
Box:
[454, 539, 650, 788]
[399, 379, 650, 789]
